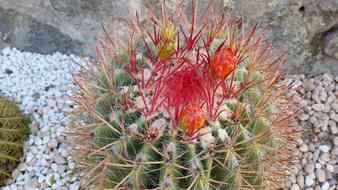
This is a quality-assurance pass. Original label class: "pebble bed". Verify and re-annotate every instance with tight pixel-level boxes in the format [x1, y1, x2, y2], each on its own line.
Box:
[0, 47, 338, 190]
[286, 74, 338, 190]
[0, 47, 83, 190]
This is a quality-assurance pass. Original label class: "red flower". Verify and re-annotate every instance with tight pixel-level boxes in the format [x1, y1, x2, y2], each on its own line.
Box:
[210, 48, 238, 79]
[181, 106, 206, 135]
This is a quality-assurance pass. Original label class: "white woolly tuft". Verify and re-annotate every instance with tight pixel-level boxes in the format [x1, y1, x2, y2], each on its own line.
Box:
[162, 175, 172, 188]
[108, 111, 118, 122]
[217, 128, 229, 142]
[167, 142, 176, 159]
[135, 153, 146, 164]
[127, 123, 138, 134]
[191, 157, 203, 171]
[150, 118, 166, 135]
[199, 127, 216, 150]
[217, 104, 233, 121]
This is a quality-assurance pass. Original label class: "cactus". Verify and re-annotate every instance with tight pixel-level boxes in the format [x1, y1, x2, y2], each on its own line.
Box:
[71, 1, 299, 189]
[0, 95, 30, 186]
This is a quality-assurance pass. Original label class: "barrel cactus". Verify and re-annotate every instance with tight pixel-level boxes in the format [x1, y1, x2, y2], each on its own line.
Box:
[0, 95, 29, 185]
[72, 1, 299, 189]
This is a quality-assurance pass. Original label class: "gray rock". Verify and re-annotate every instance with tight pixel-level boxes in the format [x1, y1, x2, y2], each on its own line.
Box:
[0, 7, 13, 43]
[0, 0, 141, 55]
[323, 28, 338, 60]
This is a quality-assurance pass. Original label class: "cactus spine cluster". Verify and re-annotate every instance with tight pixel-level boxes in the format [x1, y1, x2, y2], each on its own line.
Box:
[0, 95, 29, 186]
[72, 1, 298, 189]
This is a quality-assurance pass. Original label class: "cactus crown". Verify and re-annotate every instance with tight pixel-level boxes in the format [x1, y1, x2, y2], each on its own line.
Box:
[0, 95, 30, 186]
[72, 1, 298, 189]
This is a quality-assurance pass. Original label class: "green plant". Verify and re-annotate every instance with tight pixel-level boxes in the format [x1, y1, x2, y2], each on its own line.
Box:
[0, 95, 30, 186]
[71, 1, 299, 189]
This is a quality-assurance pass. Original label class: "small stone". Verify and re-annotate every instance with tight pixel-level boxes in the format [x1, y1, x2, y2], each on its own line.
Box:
[59, 84, 68, 92]
[316, 163, 323, 169]
[34, 137, 43, 145]
[24, 179, 38, 190]
[19, 163, 28, 171]
[306, 175, 315, 187]
[54, 155, 66, 165]
[291, 184, 300, 190]
[57, 165, 66, 173]
[11, 168, 21, 179]
[303, 80, 316, 91]
[47, 138, 58, 149]
[315, 168, 326, 182]
[299, 113, 310, 121]
[51, 163, 58, 172]
[321, 181, 330, 190]
[312, 104, 325, 112]
[326, 164, 334, 173]
[319, 145, 330, 153]
[29, 123, 38, 135]
[305, 163, 315, 174]
[300, 144, 309, 152]
[296, 175, 305, 188]
[329, 113, 338, 123]
[46, 98, 57, 107]
[330, 125, 338, 134]
[333, 137, 338, 146]
[69, 182, 79, 190]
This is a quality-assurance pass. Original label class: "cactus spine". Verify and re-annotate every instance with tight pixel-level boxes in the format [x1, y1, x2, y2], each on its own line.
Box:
[71, 1, 298, 189]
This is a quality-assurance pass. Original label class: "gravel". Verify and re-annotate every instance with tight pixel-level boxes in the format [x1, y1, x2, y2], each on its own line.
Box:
[0, 47, 83, 190]
[285, 73, 338, 190]
[1, 47, 338, 189]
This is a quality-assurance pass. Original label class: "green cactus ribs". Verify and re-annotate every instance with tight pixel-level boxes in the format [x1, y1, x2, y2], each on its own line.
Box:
[0, 95, 30, 186]
[71, 1, 298, 189]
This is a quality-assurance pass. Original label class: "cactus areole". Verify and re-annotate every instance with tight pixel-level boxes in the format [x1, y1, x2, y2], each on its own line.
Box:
[72, 1, 298, 189]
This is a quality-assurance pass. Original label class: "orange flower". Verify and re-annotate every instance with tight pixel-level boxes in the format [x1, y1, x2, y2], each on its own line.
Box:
[210, 48, 238, 79]
[181, 106, 206, 134]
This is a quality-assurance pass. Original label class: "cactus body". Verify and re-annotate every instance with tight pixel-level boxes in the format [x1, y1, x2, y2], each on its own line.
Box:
[72, 1, 298, 189]
[0, 96, 29, 186]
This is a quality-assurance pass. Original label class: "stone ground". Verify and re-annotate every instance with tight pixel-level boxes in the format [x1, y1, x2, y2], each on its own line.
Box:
[0, 47, 83, 190]
[285, 74, 338, 190]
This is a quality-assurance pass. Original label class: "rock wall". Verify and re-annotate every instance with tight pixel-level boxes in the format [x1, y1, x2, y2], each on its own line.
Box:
[0, 0, 337, 74]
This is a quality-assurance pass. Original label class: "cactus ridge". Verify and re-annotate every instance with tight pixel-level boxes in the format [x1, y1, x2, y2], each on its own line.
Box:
[0, 95, 30, 186]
